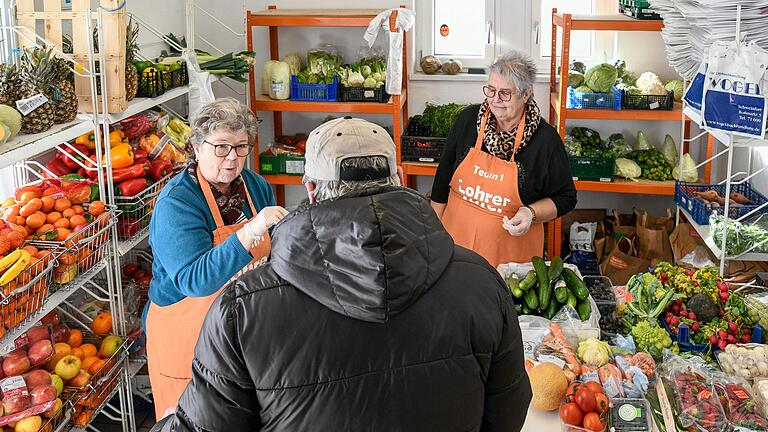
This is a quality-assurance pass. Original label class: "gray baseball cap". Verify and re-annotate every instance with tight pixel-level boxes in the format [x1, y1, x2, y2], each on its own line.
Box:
[304, 117, 398, 182]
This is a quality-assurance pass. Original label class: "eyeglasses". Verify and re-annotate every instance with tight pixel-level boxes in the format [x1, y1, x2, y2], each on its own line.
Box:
[483, 85, 515, 102]
[203, 141, 253, 158]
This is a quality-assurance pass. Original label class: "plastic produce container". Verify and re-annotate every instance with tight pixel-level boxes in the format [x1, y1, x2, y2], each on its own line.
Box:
[566, 86, 622, 110]
[622, 90, 674, 110]
[675, 181, 768, 225]
[290, 75, 337, 102]
[569, 157, 615, 182]
[660, 320, 763, 353]
[401, 120, 446, 163]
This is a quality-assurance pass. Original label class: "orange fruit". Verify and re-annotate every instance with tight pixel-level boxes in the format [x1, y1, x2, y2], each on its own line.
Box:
[62, 209, 75, 218]
[45, 211, 62, 224]
[22, 245, 38, 256]
[72, 205, 85, 215]
[25, 212, 46, 230]
[69, 215, 87, 227]
[67, 329, 84, 348]
[14, 216, 25, 226]
[53, 218, 70, 229]
[36, 223, 55, 235]
[40, 196, 55, 213]
[70, 347, 85, 360]
[53, 198, 71, 212]
[91, 311, 112, 335]
[81, 355, 99, 371]
[54, 228, 71, 242]
[80, 343, 98, 358]
[18, 191, 41, 205]
[88, 358, 106, 375]
[88, 201, 106, 217]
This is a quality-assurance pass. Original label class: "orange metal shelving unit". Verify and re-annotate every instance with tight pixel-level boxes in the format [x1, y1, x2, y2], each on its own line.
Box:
[246, 6, 409, 205]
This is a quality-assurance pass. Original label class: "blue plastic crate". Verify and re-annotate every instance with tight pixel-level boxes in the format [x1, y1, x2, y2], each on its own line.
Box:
[675, 181, 768, 225]
[660, 320, 763, 353]
[566, 85, 622, 110]
[290, 75, 337, 102]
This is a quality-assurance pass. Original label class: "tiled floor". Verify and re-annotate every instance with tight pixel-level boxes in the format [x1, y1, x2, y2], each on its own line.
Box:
[88, 395, 156, 432]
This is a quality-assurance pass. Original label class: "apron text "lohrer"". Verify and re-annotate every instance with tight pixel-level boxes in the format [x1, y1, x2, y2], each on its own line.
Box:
[457, 178, 512, 213]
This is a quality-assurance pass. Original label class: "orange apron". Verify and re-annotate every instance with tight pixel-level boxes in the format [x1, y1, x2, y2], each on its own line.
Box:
[441, 111, 544, 267]
[145, 167, 271, 420]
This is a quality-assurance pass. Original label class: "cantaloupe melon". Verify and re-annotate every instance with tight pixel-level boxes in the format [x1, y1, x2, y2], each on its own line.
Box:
[528, 362, 568, 411]
[0, 105, 22, 138]
[0, 121, 9, 145]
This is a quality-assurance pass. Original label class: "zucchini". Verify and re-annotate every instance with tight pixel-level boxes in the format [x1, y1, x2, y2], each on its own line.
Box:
[548, 256, 564, 282]
[507, 274, 520, 296]
[544, 298, 559, 320]
[562, 267, 589, 300]
[567, 292, 578, 309]
[518, 270, 537, 291]
[577, 300, 592, 321]
[554, 280, 569, 304]
[532, 257, 551, 310]
[524, 288, 539, 310]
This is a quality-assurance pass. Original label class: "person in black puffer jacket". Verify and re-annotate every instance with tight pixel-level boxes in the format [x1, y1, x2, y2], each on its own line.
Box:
[152, 118, 531, 432]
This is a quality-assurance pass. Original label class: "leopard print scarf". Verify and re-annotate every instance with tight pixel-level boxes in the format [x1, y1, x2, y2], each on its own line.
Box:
[476, 98, 541, 161]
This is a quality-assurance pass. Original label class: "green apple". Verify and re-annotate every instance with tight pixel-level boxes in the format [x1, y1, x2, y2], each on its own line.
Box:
[14, 415, 42, 432]
[54, 355, 81, 380]
[50, 373, 64, 396]
[99, 335, 123, 358]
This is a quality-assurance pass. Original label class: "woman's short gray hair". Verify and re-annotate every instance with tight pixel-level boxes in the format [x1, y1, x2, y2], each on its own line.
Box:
[303, 155, 400, 201]
[189, 97, 259, 151]
[489, 50, 537, 97]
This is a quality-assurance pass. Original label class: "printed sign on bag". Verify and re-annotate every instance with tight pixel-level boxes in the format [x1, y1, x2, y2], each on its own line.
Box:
[454, 165, 514, 214]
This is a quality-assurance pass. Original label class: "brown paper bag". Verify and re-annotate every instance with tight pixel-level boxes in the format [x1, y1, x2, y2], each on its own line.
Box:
[600, 236, 652, 285]
[669, 223, 704, 265]
[636, 210, 674, 266]
[635, 208, 675, 233]
[606, 210, 636, 254]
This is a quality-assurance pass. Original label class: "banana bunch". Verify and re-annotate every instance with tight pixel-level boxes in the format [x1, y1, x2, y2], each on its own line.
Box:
[162, 117, 191, 149]
[0, 249, 31, 286]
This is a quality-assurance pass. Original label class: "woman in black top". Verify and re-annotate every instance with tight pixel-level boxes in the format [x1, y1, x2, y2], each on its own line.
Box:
[431, 50, 577, 264]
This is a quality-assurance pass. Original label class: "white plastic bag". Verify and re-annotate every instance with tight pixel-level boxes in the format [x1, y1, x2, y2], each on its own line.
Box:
[570, 222, 598, 253]
[702, 40, 768, 139]
[518, 315, 551, 359]
[183, 49, 214, 119]
[364, 8, 415, 95]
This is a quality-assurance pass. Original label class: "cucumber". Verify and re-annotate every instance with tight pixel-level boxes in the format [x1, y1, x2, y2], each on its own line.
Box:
[518, 270, 537, 291]
[548, 256, 564, 282]
[554, 280, 569, 304]
[511, 286, 524, 298]
[577, 300, 592, 321]
[521, 304, 532, 315]
[562, 267, 589, 301]
[515, 303, 523, 315]
[507, 274, 520, 296]
[524, 288, 539, 310]
[567, 292, 578, 309]
[544, 298, 559, 319]
[532, 257, 551, 310]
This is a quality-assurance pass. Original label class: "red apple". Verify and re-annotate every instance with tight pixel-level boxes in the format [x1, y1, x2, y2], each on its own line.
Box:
[50, 325, 70, 344]
[66, 370, 90, 388]
[41, 311, 60, 327]
[30, 385, 57, 405]
[3, 354, 31, 377]
[24, 369, 51, 388]
[3, 394, 31, 415]
[73, 222, 89, 233]
[26, 326, 51, 344]
[28, 339, 54, 366]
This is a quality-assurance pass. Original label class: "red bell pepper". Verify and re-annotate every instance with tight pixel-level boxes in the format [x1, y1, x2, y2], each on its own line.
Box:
[149, 159, 172, 182]
[77, 167, 88, 178]
[133, 148, 149, 162]
[112, 161, 150, 183]
[56, 144, 90, 170]
[43, 158, 71, 178]
[117, 217, 140, 238]
[117, 178, 152, 197]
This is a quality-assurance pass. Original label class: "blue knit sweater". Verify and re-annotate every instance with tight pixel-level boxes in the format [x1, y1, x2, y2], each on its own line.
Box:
[142, 169, 275, 327]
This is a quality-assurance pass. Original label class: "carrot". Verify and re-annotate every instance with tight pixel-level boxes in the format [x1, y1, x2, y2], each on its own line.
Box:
[547, 322, 582, 373]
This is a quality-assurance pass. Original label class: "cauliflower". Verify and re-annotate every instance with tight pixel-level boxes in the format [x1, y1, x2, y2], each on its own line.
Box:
[637, 72, 668, 96]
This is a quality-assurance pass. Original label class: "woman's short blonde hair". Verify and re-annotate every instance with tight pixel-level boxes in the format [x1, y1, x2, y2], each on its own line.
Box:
[189, 98, 259, 152]
[488, 50, 537, 97]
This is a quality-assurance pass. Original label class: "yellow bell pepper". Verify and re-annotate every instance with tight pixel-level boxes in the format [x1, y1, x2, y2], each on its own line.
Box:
[104, 143, 134, 169]
[75, 132, 96, 150]
[109, 130, 125, 147]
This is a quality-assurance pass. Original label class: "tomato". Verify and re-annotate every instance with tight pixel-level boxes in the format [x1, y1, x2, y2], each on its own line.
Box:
[559, 402, 584, 426]
[594, 393, 609, 416]
[583, 412, 605, 432]
[574, 387, 596, 413]
[565, 382, 582, 403]
[122, 263, 139, 278]
[585, 381, 604, 395]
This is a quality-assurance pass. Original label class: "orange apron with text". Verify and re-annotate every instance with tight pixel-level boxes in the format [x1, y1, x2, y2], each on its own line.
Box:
[441, 111, 544, 267]
[145, 167, 271, 420]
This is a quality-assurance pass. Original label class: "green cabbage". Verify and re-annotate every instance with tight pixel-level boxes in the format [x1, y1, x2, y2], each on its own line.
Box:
[568, 71, 585, 88]
[281, 53, 303, 75]
[662, 134, 678, 167]
[570, 60, 586, 74]
[564, 135, 582, 157]
[575, 85, 593, 94]
[636, 130, 652, 150]
[585, 63, 618, 93]
[665, 80, 684, 101]
[672, 153, 699, 182]
[616, 158, 642, 179]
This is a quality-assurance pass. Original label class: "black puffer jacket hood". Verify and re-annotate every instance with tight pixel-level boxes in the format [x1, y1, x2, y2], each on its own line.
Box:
[270, 186, 454, 323]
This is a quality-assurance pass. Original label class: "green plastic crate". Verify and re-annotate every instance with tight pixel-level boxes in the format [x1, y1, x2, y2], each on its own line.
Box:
[259, 152, 285, 175]
[284, 155, 305, 176]
[619, 0, 651, 8]
[569, 156, 616, 182]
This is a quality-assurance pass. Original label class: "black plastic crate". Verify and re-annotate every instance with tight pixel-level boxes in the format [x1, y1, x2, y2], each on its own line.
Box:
[620, 3, 662, 20]
[137, 63, 188, 98]
[401, 120, 446, 163]
[622, 90, 674, 110]
[338, 86, 389, 103]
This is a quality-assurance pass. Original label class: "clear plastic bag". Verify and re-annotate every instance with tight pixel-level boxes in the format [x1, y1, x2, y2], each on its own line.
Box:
[660, 351, 726, 432]
[711, 371, 768, 430]
[551, 301, 602, 350]
[518, 315, 551, 359]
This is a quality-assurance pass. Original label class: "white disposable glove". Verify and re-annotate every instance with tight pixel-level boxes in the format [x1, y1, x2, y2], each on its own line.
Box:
[503, 207, 534, 237]
[242, 206, 289, 245]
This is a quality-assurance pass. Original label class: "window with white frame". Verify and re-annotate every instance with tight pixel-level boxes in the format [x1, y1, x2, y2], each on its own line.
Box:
[531, 0, 617, 70]
[414, 0, 498, 71]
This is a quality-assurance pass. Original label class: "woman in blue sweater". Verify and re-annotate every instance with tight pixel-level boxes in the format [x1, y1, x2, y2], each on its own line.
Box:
[144, 98, 288, 420]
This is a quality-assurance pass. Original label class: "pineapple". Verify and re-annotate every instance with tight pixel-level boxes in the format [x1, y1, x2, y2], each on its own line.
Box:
[125, 18, 139, 101]
[18, 48, 57, 134]
[49, 56, 78, 124]
[0, 63, 21, 107]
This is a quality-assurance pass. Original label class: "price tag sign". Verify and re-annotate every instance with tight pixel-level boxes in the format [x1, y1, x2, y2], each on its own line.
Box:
[15, 93, 48, 116]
